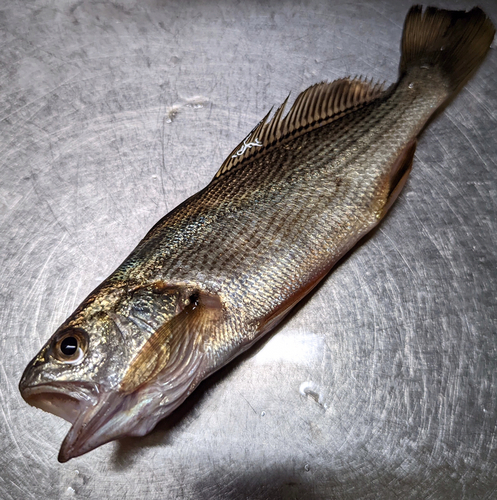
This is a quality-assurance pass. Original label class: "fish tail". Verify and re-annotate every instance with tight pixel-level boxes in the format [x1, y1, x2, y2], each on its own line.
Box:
[399, 6, 495, 95]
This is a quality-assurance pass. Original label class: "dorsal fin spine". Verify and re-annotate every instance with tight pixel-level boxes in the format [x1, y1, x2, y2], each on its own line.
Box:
[315, 83, 326, 121]
[274, 97, 288, 141]
[316, 83, 327, 121]
[212, 76, 386, 181]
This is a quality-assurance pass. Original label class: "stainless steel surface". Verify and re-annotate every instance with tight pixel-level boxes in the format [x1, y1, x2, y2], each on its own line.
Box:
[1, 1, 496, 498]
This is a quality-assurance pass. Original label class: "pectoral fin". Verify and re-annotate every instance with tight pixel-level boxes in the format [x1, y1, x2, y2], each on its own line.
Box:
[120, 290, 223, 394]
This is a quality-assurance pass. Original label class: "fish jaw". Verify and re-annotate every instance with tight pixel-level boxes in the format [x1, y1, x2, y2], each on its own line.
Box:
[57, 376, 202, 462]
[20, 382, 168, 462]
[57, 389, 150, 462]
[20, 382, 100, 425]
[19, 377, 158, 462]
[20, 381, 164, 462]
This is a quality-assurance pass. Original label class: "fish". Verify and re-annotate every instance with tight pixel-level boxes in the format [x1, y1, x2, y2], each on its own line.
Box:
[19, 6, 495, 462]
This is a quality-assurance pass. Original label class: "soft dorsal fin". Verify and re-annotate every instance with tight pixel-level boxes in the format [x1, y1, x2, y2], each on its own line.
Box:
[213, 77, 385, 180]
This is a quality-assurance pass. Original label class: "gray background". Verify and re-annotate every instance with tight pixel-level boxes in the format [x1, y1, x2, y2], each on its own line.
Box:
[1, 0, 496, 498]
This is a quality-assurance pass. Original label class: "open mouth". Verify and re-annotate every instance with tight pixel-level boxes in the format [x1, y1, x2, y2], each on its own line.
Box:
[20, 382, 99, 425]
[20, 380, 158, 462]
[19, 381, 122, 462]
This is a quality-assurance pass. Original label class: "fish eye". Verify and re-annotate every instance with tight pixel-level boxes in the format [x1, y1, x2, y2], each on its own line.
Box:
[52, 328, 88, 364]
[60, 336, 78, 356]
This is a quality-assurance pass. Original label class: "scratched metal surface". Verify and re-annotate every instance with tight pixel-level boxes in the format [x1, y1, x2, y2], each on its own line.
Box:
[1, 0, 496, 498]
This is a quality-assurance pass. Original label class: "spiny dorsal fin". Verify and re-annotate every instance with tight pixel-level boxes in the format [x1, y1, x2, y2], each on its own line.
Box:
[213, 77, 385, 180]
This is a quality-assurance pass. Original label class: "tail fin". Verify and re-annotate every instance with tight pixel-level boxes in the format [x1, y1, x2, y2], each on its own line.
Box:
[399, 6, 495, 94]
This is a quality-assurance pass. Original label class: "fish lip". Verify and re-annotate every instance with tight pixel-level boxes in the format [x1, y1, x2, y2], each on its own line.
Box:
[20, 381, 99, 402]
[20, 382, 100, 425]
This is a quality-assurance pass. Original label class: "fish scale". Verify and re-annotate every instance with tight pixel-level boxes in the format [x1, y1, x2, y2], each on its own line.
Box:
[105, 80, 464, 371]
[136, 92, 410, 289]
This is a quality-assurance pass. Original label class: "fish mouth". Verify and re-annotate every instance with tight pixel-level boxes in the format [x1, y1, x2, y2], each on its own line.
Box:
[56, 388, 163, 463]
[20, 380, 158, 462]
[20, 382, 100, 425]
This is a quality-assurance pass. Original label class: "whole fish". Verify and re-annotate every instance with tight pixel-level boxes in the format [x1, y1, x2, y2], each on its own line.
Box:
[19, 6, 495, 462]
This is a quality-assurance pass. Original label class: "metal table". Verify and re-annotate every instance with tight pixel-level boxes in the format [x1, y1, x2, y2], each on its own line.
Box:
[1, 1, 496, 498]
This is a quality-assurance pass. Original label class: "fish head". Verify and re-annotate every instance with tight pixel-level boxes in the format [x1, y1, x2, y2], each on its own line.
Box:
[19, 282, 212, 461]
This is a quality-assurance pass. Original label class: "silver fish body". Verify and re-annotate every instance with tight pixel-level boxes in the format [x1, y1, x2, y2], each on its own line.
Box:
[19, 6, 495, 462]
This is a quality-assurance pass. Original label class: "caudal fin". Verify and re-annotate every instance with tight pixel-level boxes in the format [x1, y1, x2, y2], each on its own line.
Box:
[399, 6, 495, 94]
